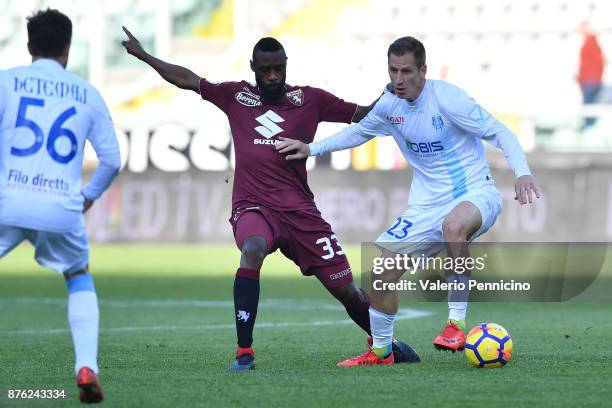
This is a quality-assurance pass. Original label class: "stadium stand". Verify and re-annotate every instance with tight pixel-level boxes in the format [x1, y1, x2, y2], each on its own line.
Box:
[2, 0, 610, 160]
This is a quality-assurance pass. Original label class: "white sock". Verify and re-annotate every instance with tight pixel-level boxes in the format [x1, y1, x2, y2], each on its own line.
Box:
[68, 291, 99, 374]
[447, 274, 470, 322]
[369, 307, 395, 349]
[448, 302, 468, 322]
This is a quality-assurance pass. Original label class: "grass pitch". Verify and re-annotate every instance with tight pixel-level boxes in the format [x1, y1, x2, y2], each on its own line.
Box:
[1, 244, 611, 407]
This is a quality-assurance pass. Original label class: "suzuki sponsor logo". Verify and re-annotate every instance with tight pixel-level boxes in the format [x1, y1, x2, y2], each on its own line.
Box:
[254, 110, 284, 139]
[254, 139, 281, 145]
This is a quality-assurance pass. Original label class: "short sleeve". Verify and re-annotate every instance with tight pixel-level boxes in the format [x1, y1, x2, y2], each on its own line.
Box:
[311, 87, 357, 124]
[199, 79, 234, 112]
[437, 83, 496, 138]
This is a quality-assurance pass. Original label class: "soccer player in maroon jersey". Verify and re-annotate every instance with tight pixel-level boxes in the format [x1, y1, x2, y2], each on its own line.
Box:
[121, 27, 419, 370]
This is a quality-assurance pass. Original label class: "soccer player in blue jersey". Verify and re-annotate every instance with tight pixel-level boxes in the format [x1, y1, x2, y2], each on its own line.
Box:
[277, 36, 540, 366]
[0, 9, 120, 402]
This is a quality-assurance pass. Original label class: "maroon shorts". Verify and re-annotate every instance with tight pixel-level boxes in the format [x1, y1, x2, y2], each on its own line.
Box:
[230, 204, 353, 288]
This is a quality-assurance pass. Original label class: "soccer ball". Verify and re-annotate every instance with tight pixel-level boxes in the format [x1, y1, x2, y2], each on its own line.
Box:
[465, 323, 513, 368]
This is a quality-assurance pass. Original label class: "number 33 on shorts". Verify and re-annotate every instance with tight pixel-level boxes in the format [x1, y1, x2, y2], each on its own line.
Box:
[316, 234, 345, 260]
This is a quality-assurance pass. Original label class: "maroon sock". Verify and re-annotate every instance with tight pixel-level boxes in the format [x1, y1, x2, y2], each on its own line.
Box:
[345, 289, 371, 335]
[233, 268, 260, 348]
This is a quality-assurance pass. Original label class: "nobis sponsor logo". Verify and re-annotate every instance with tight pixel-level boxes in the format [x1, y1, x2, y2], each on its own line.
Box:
[406, 141, 444, 153]
[235, 91, 261, 107]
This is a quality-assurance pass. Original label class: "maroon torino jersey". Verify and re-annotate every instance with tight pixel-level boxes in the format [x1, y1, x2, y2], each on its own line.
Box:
[199, 79, 357, 211]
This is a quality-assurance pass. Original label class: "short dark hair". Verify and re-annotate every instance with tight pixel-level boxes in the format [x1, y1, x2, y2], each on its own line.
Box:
[387, 36, 426, 68]
[27, 8, 72, 58]
[252, 37, 285, 59]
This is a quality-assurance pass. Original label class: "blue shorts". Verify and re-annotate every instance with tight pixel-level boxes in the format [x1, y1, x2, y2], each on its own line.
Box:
[0, 220, 89, 274]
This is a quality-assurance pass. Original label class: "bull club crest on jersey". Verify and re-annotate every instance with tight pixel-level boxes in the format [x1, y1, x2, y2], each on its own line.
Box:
[286, 89, 304, 106]
[432, 115, 444, 130]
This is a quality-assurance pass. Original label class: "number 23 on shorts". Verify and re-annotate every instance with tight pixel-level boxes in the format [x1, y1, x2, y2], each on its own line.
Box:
[386, 217, 413, 240]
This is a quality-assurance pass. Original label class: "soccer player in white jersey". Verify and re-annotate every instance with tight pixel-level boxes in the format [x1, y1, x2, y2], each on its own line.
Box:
[0, 9, 120, 400]
[276, 36, 540, 366]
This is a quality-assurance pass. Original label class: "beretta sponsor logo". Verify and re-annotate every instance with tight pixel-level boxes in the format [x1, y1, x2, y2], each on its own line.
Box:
[235, 91, 262, 107]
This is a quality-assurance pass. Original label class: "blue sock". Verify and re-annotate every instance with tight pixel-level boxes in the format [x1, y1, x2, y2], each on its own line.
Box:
[66, 273, 96, 294]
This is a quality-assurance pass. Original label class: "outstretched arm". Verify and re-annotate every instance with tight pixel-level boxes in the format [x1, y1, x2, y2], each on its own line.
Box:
[279, 92, 390, 159]
[352, 85, 393, 122]
[121, 26, 200, 92]
[309, 124, 374, 155]
[352, 95, 381, 123]
[276, 124, 374, 160]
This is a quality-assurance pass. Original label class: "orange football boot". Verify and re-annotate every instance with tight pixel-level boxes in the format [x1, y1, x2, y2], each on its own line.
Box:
[76, 367, 104, 404]
[337, 350, 394, 367]
[433, 321, 466, 352]
[229, 346, 256, 371]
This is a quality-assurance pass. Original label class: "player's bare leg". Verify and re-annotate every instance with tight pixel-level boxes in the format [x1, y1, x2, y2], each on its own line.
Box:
[326, 281, 371, 334]
[230, 235, 268, 371]
[240, 236, 268, 270]
[370, 251, 408, 315]
[434, 201, 482, 352]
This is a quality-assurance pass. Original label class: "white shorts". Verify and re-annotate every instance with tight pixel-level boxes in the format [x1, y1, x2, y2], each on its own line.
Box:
[0, 220, 89, 274]
[375, 186, 503, 256]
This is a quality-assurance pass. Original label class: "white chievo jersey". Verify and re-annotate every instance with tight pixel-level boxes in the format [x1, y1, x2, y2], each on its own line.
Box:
[0, 59, 119, 233]
[312, 79, 531, 209]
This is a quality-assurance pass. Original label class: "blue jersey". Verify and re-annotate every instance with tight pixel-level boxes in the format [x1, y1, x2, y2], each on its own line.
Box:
[0, 59, 120, 233]
[311, 80, 531, 209]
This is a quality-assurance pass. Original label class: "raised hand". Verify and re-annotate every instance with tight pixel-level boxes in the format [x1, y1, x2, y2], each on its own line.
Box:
[121, 26, 146, 59]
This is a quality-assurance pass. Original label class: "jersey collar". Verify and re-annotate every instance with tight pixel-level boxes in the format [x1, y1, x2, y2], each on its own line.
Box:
[405, 79, 428, 107]
[31, 58, 65, 70]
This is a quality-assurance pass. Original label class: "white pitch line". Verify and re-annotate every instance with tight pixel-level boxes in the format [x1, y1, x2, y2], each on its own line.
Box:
[2, 297, 346, 310]
[3, 298, 433, 336]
